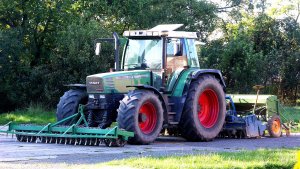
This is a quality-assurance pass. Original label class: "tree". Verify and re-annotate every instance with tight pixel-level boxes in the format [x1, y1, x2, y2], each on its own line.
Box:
[202, 6, 300, 104]
[0, 0, 221, 111]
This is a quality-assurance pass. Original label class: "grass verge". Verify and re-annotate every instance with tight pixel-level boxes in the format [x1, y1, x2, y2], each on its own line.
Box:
[97, 148, 297, 169]
[0, 104, 55, 125]
[0, 148, 296, 169]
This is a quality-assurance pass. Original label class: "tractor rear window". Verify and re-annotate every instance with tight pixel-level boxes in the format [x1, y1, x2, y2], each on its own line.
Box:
[123, 39, 162, 70]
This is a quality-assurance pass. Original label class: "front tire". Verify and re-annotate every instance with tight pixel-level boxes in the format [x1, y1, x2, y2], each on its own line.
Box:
[117, 90, 163, 144]
[56, 89, 88, 125]
[180, 75, 226, 141]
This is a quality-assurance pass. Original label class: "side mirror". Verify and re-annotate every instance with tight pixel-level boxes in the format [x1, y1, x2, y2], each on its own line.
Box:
[95, 43, 101, 56]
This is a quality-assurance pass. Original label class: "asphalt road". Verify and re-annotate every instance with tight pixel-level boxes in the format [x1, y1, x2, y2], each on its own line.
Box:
[0, 133, 299, 165]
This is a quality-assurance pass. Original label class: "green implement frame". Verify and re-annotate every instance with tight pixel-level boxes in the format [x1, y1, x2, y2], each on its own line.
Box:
[228, 95, 279, 118]
[0, 105, 134, 147]
[228, 94, 297, 133]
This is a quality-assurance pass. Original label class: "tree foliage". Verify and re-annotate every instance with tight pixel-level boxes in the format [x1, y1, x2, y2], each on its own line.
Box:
[202, 4, 300, 104]
[0, 0, 218, 111]
[0, 0, 299, 112]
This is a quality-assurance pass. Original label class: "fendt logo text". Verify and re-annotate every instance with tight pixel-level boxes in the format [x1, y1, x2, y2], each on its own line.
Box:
[89, 82, 100, 85]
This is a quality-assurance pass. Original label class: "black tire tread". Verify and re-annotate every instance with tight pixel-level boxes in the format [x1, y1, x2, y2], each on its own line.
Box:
[56, 89, 87, 125]
[117, 90, 163, 145]
[179, 75, 226, 141]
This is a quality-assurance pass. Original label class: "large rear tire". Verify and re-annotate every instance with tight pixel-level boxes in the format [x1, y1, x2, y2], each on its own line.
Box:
[56, 89, 88, 125]
[180, 75, 226, 141]
[117, 90, 163, 144]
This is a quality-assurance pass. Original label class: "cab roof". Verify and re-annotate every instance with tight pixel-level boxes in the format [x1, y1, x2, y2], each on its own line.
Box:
[123, 24, 198, 39]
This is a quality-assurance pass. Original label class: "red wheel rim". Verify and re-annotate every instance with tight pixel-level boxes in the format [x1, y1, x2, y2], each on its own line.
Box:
[138, 101, 157, 134]
[271, 119, 281, 134]
[198, 89, 219, 128]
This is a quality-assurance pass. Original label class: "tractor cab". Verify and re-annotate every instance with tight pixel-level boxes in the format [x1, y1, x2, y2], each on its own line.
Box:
[120, 24, 201, 91]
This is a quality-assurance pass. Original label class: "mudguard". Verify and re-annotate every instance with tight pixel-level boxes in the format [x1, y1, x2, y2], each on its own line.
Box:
[64, 84, 87, 89]
[191, 69, 226, 88]
[168, 68, 226, 123]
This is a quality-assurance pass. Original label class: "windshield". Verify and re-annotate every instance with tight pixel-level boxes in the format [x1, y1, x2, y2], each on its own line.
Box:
[123, 39, 162, 70]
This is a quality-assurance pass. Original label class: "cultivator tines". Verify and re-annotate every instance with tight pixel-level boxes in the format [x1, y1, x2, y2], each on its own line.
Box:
[0, 105, 134, 147]
[218, 128, 247, 139]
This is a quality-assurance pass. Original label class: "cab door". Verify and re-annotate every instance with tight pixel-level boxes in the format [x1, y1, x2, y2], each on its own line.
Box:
[165, 38, 188, 92]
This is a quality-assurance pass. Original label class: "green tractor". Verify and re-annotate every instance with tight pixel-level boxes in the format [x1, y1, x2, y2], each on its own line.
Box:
[57, 24, 226, 144]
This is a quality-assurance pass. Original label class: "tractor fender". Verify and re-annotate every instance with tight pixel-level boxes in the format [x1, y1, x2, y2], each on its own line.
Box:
[168, 69, 226, 123]
[126, 85, 168, 125]
[64, 84, 87, 90]
[191, 69, 226, 89]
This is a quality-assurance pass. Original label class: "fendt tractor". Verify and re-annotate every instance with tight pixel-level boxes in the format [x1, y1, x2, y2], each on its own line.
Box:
[56, 24, 226, 144]
[0, 24, 290, 146]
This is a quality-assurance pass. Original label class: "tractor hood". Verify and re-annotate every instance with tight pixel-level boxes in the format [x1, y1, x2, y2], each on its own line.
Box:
[86, 70, 151, 94]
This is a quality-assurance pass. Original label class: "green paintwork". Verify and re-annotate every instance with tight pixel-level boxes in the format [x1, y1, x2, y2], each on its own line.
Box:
[171, 68, 198, 97]
[0, 124, 133, 139]
[0, 105, 134, 141]
[228, 94, 279, 118]
[86, 37, 202, 96]
[86, 70, 151, 94]
[166, 68, 184, 92]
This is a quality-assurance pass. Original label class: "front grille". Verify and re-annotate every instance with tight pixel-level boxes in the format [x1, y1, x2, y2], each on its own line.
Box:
[105, 78, 115, 90]
[86, 77, 104, 92]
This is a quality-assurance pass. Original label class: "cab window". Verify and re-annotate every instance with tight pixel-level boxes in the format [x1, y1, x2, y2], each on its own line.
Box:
[166, 38, 188, 73]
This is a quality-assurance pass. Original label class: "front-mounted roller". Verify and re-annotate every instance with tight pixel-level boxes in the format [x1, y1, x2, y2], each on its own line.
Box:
[0, 105, 134, 147]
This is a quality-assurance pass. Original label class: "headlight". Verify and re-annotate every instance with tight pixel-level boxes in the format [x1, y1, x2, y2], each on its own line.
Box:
[89, 94, 94, 99]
